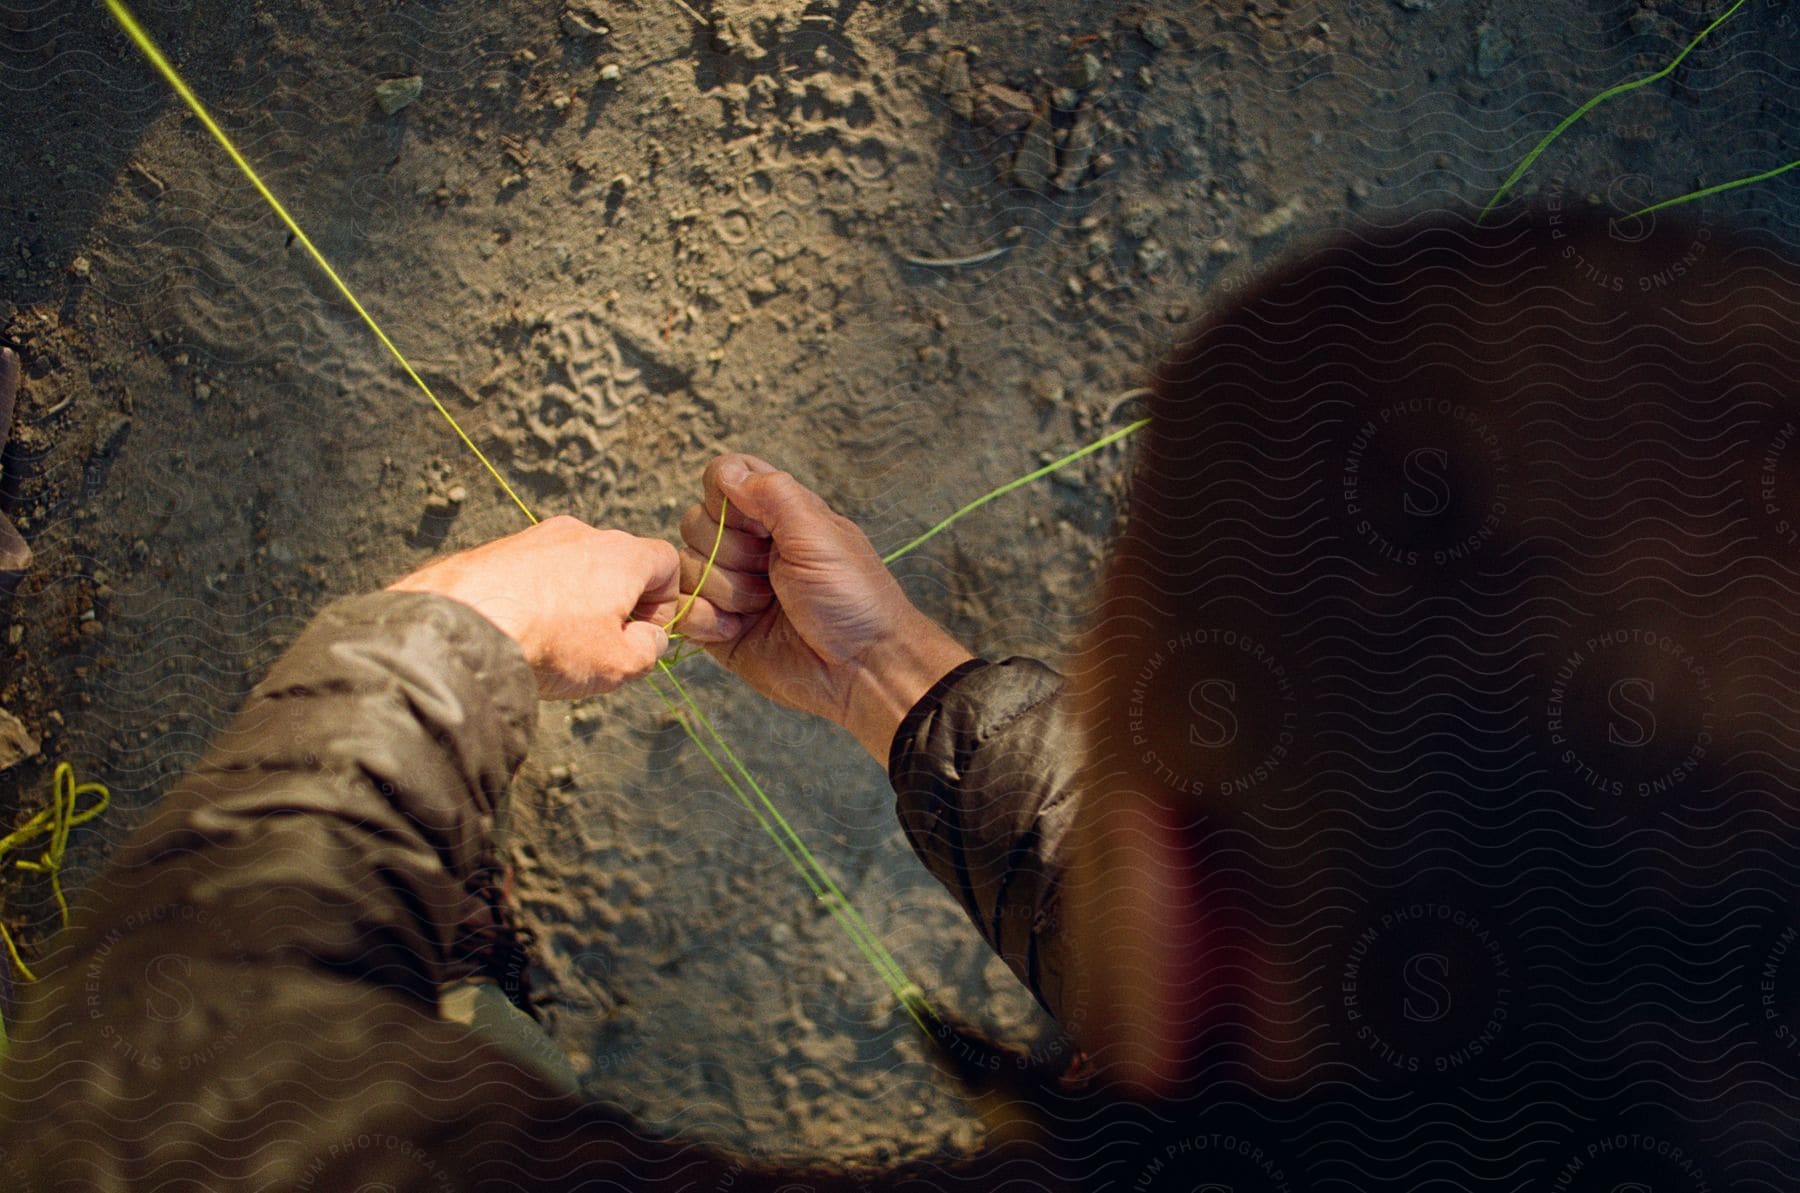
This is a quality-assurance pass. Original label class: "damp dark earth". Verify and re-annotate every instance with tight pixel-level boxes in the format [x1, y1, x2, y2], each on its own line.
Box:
[2, 0, 1796, 1163]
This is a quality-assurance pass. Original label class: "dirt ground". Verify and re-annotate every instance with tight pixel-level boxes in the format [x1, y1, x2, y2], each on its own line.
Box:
[1, 0, 1794, 1164]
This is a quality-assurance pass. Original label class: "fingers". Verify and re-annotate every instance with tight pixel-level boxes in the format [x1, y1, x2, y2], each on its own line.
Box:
[679, 545, 772, 613]
[666, 594, 748, 643]
[679, 503, 771, 572]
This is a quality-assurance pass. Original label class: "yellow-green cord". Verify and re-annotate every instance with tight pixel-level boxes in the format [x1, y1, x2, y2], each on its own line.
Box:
[1477, 0, 1749, 223]
[1621, 156, 1800, 220]
[881, 418, 1150, 564]
[664, 496, 728, 640]
[102, 0, 538, 524]
[2, 764, 112, 984]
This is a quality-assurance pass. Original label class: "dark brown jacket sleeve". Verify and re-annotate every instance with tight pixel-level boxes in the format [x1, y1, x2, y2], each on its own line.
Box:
[0, 592, 851, 1192]
[888, 656, 1081, 1028]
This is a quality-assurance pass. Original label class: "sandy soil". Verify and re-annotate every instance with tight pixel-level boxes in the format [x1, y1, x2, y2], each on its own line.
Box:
[2, 0, 1795, 1163]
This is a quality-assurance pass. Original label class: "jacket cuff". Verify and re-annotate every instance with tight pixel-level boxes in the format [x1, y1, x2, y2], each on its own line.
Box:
[886, 656, 993, 779]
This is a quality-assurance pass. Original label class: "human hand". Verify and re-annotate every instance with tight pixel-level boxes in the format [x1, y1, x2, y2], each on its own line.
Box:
[387, 515, 689, 700]
[674, 454, 973, 762]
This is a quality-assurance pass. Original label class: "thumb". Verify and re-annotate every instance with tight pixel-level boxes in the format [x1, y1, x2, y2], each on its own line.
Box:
[618, 618, 671, 679]
[717, 463, 834, 541]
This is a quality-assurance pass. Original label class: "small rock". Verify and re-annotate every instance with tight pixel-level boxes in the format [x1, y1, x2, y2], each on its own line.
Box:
[598, 62, 623, 82]
[973, 84, 1035, 132]
[1250, 196, 1305, 239]
[1140, 15, 1172, 50]
[69, 255, 91, 279]
[1208, 236, 1238, 257]
[446, 483, 468, 505]
[193, 381, 211, 401]
[1011, 109, 1056, 191]
[1395, 0, 1431, 10]
[1120, 203, 1157, 239]
[1068, 51, 1103, 89]
[1052, 105, 1099, 191]
[548, 764, 574, 787]
[939, 50, 974, 121]
[560, 1, 610, 38]
[1475, 22, 1512, 77]
[6, 624, 20, 645]
[0, 707, 36, 771]
[1136, 238, 1168, 274]
[769, 923, 793, 946]
[1050, 86, 1081, 112]
[1029, 370, 1065, 406]
[79, 619, 104, 638]
[374, 75, 424, 115]
[424, 493, 460, 518]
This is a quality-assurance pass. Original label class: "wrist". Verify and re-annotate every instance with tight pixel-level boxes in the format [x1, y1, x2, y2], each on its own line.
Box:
[843, 613, 975, 764]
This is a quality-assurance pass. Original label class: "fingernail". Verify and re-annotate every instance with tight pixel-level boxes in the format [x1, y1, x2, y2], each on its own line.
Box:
[654, 625, 671, 657]
[719, 460, 749, 487]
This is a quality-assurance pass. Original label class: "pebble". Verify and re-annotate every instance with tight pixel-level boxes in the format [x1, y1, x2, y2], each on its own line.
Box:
[1052, 105, 1098, 191]
[598, 63, 623, 82]
[973, 84, 1034, 131]
[69, 255, 91, 279]
[0, 707, 37, 771]
[374, 75, 424, 115]
[6, 624, 20, 645]
[1140, 15, 1173, 50]
[79, 619, 104, 638]
[769, 922, 793, 945]
[1011, 109, 1056, 191]
[561, 1, 610, 38]
[1251, 196, 1306, 239]
[1068, 51, 1103, 89]
[938, 50, 974, 121]
[1120, 203, 1157, 239]
[1030, 370, 1065, 406]
[1135, 238, 1168, 274]
[1475, 22, 1511, 77]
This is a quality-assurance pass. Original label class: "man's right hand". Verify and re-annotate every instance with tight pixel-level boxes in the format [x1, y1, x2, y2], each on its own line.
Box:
[675, 453, 974, 763]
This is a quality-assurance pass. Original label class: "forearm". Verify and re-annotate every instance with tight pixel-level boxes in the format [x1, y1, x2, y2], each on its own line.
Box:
[843, 612, 975, 763]
[49, 591, 537, 1003]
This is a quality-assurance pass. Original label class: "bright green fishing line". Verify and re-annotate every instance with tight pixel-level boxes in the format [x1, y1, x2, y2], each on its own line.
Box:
[1621, 156, 1800, 219]
[1478, 0, 1750, 223]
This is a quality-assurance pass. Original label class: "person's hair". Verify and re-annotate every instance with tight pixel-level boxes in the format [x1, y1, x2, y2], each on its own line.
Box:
[1054, 204, 1800, 1182]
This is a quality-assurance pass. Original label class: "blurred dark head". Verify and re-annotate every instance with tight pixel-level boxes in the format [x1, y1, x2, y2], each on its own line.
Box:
[1063, 202, 1800, 1149]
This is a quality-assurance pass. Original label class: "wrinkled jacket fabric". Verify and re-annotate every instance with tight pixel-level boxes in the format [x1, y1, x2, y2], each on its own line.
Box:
[0, 592, 1071, 1191]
